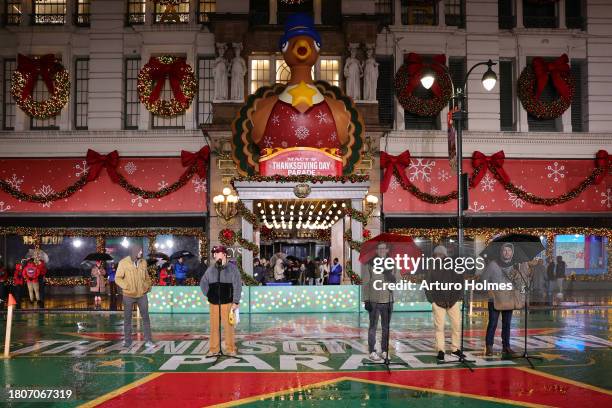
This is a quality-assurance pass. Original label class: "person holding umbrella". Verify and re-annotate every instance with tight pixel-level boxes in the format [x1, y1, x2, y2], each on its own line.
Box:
[481, 243, 526, 358]
[90, 260, 107, 309]
[170, 251, 194, 285]
[361, 242, 398, 362]
[115, 245, 154, 348]
[200, 245, 242, 357]
[329, 258, 342, 285]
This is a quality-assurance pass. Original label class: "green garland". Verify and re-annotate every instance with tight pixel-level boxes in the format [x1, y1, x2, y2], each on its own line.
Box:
[236, 255, 259, 286]
[345, 267, 362, 285]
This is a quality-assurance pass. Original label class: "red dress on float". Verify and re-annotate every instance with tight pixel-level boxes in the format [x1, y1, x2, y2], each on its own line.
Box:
[259, 101, 340, 151]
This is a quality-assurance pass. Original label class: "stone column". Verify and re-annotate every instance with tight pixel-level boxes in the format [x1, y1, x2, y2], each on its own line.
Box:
[269, 0, 277, 25]
[394, 0, 402, 26]
[350, 199, 364, 277]
[314, 0, 322, 24]
[558, 0, 566, 29]
[438, 0, 446, 27]
[241, 200, 254, 275]
[516, 0, 524, 28]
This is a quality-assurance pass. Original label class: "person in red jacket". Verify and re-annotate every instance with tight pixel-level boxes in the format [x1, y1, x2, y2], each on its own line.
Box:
[22, 258, 40, 304]
[13, 261, 25, 309]
[158, 263, 170, 286]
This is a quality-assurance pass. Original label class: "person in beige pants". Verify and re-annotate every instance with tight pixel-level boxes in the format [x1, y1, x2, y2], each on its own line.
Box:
[424, 245, 465, 363]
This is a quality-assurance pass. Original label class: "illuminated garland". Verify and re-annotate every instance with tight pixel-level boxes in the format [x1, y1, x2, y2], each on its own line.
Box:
[236, 201, 260, 229]
[236, 255, 259, 286]
[345, 267, 362, 285]
[344, 207, 369, 226]
[394, 53, 453, 117]
[0, 227, 208, 261]
[517, 56, 574, 120]
[230, 174, 369, 187]
[137, 56, 197, 117]
[218, 229, 259, 255]
[11, 54, 70, 119]
[390, 151, 609, 206]
[0, 149, 207, 203]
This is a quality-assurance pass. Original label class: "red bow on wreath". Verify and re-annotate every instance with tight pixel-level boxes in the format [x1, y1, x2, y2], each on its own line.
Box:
[532, 54, 571, 100]
[86, 149, 120, 183]
[380, 151, 411, 193]
[594, 150, 610, 185]
[470, 151, 510, 187]
[147, 57, 190, 106]
[403, 53, 447, 97]
[16, 54, 59, 100]
[181, 146, 210, 178]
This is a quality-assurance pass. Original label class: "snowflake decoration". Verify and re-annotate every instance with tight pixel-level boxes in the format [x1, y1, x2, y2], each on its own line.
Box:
[5, 174, 24, 191]
[480, 173, 497, 192]
[437, 170, 450, 182]
[546, 161, 566, 183]
[468, 201, 485, 213]
[271, 114, 280, 126]
[408, 159, 436, 182]
[192, 176, 207, 193]
[430, 186, 439, 195]
[124, 162, 138, 175]
[281, 141, 288, 148]
[0, 201, 11, 212]
[158, 180, 169, 190]
[295, 126, 310, 140]
[315, 111, 330, 124]
[507, 185, 525, 208]
[601, 188, 612, 209]
[263, 135, 273, 148]
[34, 185, 55, 208]
[131, 195, 149, 208]
[74, 160, 89, 177]
[290, 113, 299, 122]
[316, 139, 324, 147]
[389, 176, 400, 191]
[329, 131, 338, 142]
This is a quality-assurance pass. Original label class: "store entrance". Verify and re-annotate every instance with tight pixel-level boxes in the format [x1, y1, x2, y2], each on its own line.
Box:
[259, 241, 331, 262]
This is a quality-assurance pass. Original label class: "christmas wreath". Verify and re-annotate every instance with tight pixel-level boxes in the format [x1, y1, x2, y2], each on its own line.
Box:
[518, 54, 574, 120]
[137, 56, 197, 117]
[394, 53, 452, 117]
[11, 54, 70, 119]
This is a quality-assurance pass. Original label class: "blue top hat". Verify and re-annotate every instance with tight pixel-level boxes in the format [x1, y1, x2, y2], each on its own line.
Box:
[279, 13, 321, 51]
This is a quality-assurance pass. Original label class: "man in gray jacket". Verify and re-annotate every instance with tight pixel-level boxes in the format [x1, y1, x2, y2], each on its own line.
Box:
[200, 245, 242, 357]
[362, 242, 397, 362]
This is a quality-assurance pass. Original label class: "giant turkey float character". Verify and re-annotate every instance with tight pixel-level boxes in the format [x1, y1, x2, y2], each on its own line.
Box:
[232, 13, 364, 176]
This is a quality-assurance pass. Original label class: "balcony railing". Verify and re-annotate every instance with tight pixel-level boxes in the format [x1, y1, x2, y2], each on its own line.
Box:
[401, 6, 438, 26]
[153, 11, 189, 24]
[32, 13, 65, 25]
[74, 12, 90, 27]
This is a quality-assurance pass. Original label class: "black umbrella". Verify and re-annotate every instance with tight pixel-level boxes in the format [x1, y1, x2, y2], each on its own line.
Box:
[149, 252, 170, 260]
[480, 234, 545, 265]
[83, 252, 113, 262]
[170, 250, 195, 260]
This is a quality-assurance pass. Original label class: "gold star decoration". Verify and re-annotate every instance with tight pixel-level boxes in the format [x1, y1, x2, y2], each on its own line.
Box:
[97, 358, 126, 368]
[288, 81, 317, 108]
[536, 353, 572, 361]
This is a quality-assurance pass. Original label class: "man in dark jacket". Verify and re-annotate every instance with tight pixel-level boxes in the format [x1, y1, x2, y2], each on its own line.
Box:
[555, 255, 566, 295]
[200, 246, 242, 357]
[253, 258, 266, 285]
[305, 257, 317, 285]
[424, 245, 464, 363]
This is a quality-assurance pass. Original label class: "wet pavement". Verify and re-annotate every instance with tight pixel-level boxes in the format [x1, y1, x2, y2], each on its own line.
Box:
[1, 308, 611, 407]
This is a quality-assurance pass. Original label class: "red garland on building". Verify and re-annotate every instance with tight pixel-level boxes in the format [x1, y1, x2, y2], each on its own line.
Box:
[382, 149, 610, 206]
[518, 54, 574, 119]
[394, 53, 453, 117]
[0, 147, 209, 203]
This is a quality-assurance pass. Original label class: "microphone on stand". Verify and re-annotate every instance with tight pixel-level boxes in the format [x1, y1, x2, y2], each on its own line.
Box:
[216, 259, 224, 270]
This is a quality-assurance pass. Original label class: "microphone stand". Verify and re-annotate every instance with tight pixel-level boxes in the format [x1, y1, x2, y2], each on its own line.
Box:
[437, 286, 474, 372]
[212, 260, 241, 362]
[508, 265, 542, 369]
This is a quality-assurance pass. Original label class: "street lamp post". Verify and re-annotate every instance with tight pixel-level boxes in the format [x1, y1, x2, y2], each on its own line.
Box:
[420, 60, 497, 256]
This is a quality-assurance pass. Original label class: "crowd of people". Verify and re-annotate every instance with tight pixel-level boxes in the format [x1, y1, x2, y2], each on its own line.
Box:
[0, 256, 48, 309]
[252, 255, 343, 285]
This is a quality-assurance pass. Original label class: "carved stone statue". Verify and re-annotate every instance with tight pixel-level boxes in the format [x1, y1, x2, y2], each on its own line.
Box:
[344, 43, 362, 101]
[213, 42, 229, 100]
[363, 45, 379, 101]
[230, 43, 247, 101]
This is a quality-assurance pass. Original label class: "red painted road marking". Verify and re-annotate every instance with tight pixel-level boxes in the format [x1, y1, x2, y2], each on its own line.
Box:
[91, 367, 612, 408]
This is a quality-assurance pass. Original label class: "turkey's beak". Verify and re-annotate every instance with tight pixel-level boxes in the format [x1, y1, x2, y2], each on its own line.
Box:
[292, 39, 312, 62]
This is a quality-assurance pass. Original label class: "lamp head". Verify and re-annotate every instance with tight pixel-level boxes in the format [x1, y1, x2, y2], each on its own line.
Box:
[420, 67, 435, 90]
[481, 60, 497, 91]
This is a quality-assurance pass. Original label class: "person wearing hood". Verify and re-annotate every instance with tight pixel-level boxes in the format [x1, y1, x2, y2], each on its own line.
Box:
[174, 257, 188, 285]
[481, 243, 526, 359]
[273, 258, 285, 282]
[424, 245, 465, 363]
